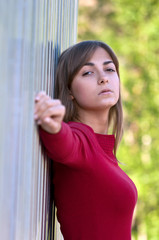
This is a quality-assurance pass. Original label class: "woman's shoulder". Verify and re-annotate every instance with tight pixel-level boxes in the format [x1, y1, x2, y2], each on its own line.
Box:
[67, 121, 97, 145]
[67, 121, 94, 134]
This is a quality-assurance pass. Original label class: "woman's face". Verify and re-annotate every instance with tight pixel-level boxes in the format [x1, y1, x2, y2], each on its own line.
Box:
[70, 47, 119, 116]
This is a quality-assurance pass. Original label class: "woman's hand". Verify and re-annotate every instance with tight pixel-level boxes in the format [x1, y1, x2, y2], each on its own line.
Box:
[34, 91, 65, 134]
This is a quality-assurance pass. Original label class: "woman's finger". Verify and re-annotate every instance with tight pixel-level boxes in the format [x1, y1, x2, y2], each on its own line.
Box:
[34, 99, 62, 120]
[39, 104, 65, 123]
[34, 94, 50, 115]
[35, 91, 46, 102]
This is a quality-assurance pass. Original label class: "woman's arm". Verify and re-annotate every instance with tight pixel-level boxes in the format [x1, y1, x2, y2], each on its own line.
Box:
[34, 92, 86, 166]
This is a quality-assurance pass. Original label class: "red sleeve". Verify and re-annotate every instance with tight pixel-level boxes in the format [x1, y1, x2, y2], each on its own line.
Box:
[39, 122, 87, 166]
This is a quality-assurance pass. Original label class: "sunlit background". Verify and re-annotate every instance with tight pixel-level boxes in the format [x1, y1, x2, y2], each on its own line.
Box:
[78, 0, 159, 239]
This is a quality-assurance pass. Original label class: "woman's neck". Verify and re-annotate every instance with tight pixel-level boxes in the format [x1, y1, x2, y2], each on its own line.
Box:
[76, 110, 109, 135]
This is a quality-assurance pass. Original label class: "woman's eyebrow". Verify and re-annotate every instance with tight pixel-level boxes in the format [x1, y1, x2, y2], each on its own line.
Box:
[103, 60, 114, 65]
[83, 60, 114, 66]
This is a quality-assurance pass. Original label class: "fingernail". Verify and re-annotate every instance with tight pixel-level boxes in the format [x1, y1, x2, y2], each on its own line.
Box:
[35, 97, 39, 101]
[40, 91, 46, 95]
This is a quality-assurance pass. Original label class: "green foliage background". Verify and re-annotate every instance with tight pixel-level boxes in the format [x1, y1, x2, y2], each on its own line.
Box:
[78, 0, 159, 239]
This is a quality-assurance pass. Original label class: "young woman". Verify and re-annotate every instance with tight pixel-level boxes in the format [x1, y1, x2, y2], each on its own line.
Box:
[34, 41, 138, 240]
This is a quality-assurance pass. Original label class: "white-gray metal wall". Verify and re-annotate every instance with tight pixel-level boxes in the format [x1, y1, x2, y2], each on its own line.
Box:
[0, 0, 78, 239]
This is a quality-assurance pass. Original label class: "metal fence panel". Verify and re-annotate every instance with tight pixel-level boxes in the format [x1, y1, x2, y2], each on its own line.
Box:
[0, 0, 78, 239]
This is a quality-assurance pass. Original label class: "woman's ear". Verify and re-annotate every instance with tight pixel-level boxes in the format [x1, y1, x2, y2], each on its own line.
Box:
[70, 95, 74, 100]
[69, 90, 75, 100]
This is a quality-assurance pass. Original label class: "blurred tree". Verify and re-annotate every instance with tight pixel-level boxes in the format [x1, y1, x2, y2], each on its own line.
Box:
[78, 0, 159, 239]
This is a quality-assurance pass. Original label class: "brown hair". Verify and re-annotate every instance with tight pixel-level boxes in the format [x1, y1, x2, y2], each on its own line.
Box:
[55, 40, 123, 155]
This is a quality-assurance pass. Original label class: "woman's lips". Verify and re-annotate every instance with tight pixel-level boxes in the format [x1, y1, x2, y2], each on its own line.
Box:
[98, 89, 112, 95]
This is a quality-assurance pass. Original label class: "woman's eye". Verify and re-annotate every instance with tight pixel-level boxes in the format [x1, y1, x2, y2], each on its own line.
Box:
[106, 68, 115, 72]
[82, 71, 93, 76]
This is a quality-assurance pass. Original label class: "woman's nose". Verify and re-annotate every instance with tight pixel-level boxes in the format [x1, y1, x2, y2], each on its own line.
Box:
[97, 74, 109, 85]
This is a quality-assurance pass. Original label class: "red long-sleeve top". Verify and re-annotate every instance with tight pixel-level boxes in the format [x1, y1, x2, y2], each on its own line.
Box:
[39, 121, 138, 240]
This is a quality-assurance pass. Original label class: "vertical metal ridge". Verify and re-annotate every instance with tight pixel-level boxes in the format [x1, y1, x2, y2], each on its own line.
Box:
[0, 0, 78, 239]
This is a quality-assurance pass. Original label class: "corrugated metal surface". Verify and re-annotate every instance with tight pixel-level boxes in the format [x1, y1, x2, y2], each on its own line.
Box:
[0, 0, 78, 239]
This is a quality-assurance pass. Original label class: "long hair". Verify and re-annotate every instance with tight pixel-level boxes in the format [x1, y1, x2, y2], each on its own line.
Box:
[55, 40, 123, 155]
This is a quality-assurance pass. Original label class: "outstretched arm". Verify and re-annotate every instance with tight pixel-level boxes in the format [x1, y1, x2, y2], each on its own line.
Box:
[34, 92, 86, 166]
